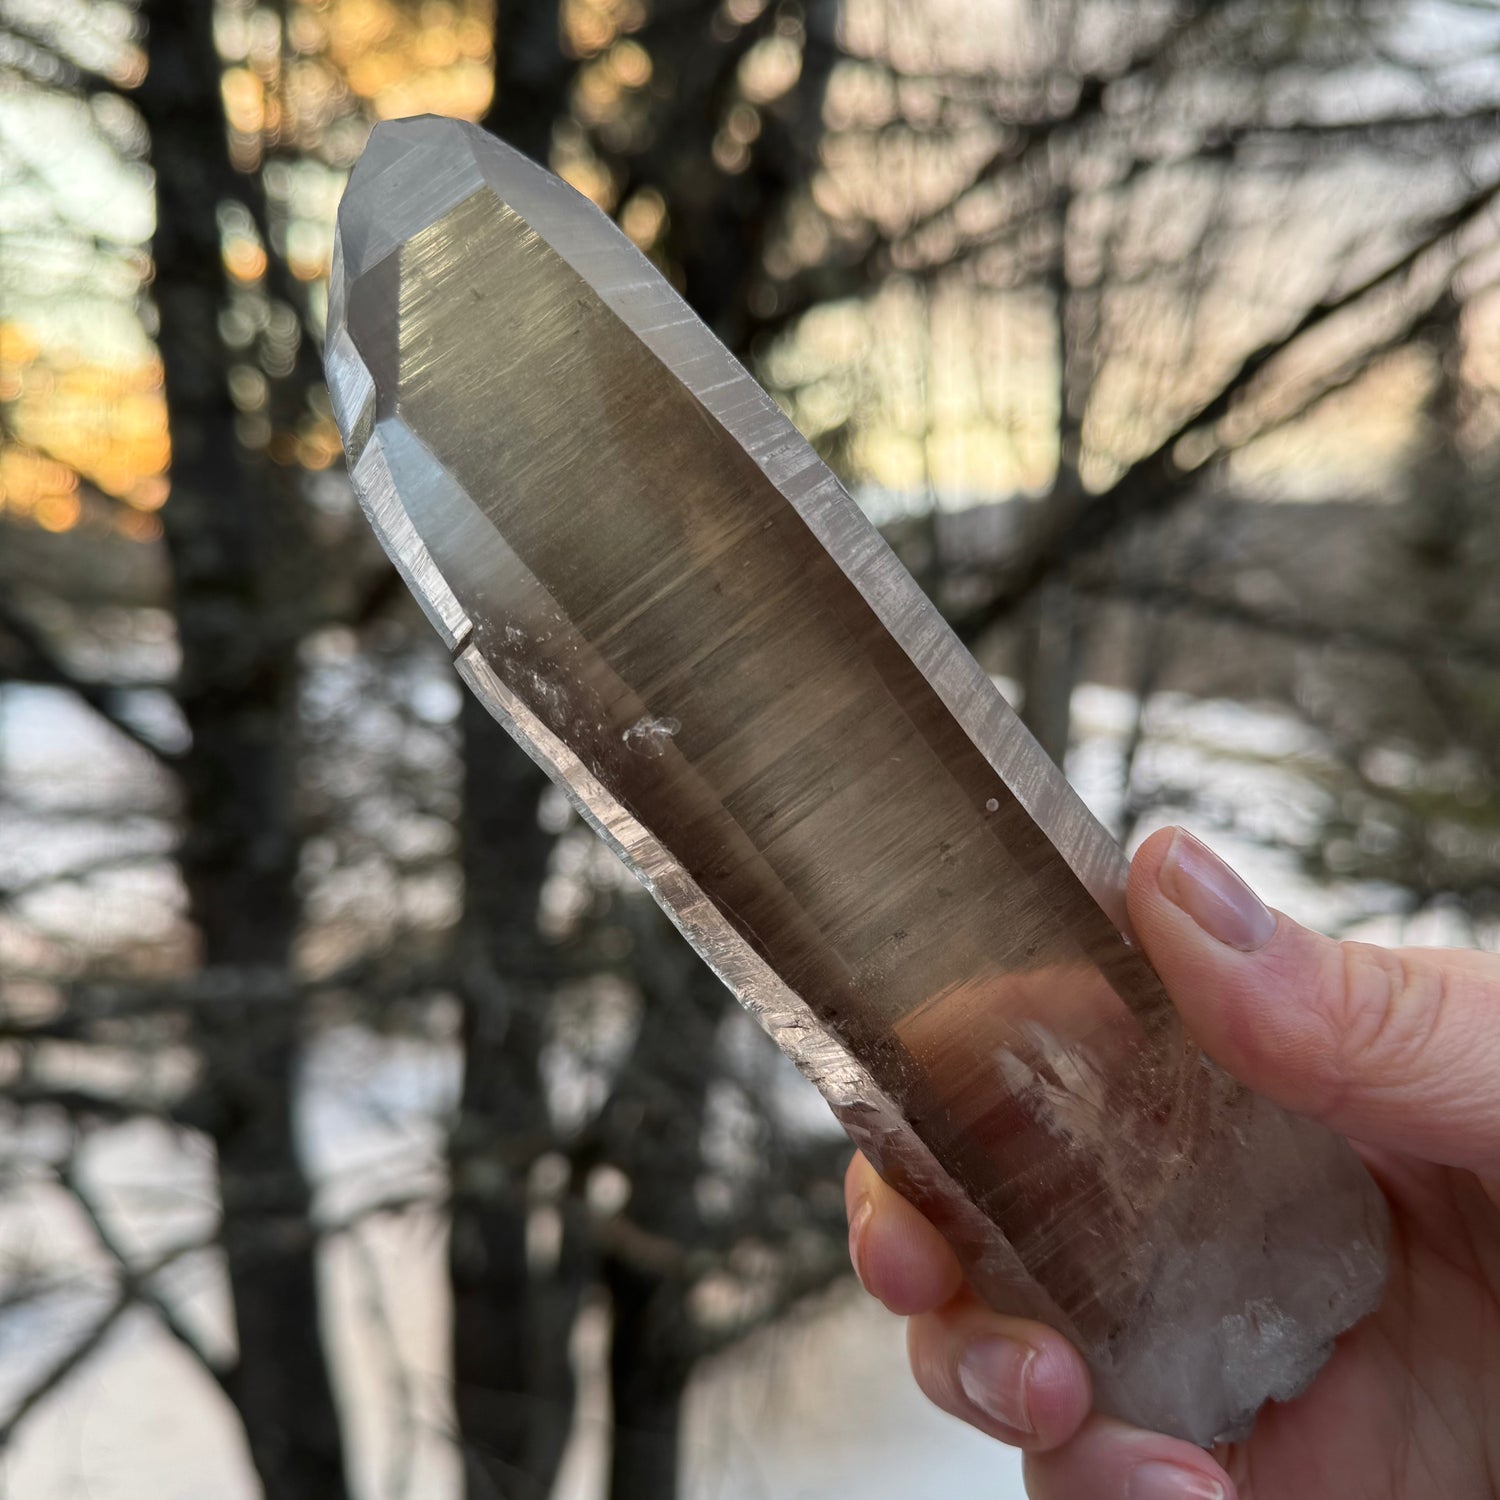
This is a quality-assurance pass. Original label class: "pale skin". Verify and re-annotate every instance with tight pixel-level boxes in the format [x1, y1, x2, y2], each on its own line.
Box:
[845, 825, 1500, 1500]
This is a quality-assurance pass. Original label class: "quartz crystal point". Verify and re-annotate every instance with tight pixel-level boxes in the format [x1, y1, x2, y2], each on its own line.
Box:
[326, 116, 1389, 1445]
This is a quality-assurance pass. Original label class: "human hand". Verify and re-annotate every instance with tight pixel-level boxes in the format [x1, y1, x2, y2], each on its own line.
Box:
[845, 825, 1500, 1499]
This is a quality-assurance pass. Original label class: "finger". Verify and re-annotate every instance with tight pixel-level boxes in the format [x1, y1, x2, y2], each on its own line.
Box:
[845, 1151, 963, 1314]
[1023, 1415, 1235, 1499]
[906, 1298, 1092, 1452]
[1128, 825, 1500, 1172]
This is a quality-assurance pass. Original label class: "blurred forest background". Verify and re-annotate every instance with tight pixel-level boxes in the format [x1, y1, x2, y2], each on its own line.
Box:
[4, 0, 1500, 1497]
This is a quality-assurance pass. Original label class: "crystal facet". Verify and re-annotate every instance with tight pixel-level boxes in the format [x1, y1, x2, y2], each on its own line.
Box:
[327, 116, 1389, 1445]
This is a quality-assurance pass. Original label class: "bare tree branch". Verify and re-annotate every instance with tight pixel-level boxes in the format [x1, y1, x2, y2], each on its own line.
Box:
[951, 172, 1500, 642]
[1, 852, 166, 909]
[0, 1230, 209, 1446]
[2, 1083, 181, 1124]
[0, 1297, 131, 1447]
[1077, 575, 1500, 677]
[0, 596, 182, 765]
[890, 0, 1230, 255]
[691, 1244, 853, 1360]
[63, 1158, 234, 1395]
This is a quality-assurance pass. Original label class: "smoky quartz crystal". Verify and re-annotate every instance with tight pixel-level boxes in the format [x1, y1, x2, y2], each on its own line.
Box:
[326, 115, 1389, 1445]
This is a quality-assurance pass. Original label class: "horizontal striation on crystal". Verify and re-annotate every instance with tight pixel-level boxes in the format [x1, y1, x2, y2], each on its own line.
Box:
[326, 115, 1390, 1445]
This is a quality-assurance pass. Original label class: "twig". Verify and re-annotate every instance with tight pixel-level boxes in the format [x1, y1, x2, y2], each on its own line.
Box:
[63, 1160, 233, 1396]
[1, 1084, 176, 1124]
[343, 1227, 417, 1500]
[1, 852, 168, 909]
[891, 1, 1226, 254]
[0, 1297, 131, 1448]
[0, 1230, 211, 1446]
[1074, 575, 1500, 677]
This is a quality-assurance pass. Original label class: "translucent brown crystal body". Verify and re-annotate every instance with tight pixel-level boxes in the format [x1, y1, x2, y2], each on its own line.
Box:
[326, 116, 1389, 1445]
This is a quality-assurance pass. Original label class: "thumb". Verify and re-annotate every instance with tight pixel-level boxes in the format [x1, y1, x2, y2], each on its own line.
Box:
[1127, 825, 1500, 1175]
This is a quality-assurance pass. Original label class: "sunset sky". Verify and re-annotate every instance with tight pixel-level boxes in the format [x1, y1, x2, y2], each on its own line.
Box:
[4, 0, 1499, 540]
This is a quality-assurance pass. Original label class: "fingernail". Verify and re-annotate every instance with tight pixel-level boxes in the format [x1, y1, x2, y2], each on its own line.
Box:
[1126, 1462, 1225, 1500]
[957, 1337, 1035, 1434]
[847, 1197, 873, 1286]
[1159, 830, 1277, 952]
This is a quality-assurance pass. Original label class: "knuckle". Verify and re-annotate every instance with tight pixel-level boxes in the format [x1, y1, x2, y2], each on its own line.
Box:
[1330, 941, 1447, 1093]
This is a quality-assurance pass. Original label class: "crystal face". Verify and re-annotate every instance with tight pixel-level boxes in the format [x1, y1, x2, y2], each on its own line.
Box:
[327, 116, 1390, 1445]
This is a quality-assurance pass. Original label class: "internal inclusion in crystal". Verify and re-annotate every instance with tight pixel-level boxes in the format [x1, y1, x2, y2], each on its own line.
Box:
[326, 115, 1390, 1446]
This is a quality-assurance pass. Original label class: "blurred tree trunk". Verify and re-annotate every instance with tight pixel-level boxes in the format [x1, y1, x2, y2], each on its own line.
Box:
[604, 1256, 693, 1500]
[449, 696, 581, 1499]
[600, 936, 722, 1500]
[487, 0, 575, 162]
[441, 16, 587, 1497]
[1020, 182, 1083, 765]
[1019, 578, 1079, 765]
[135, 4, 349, 1496]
